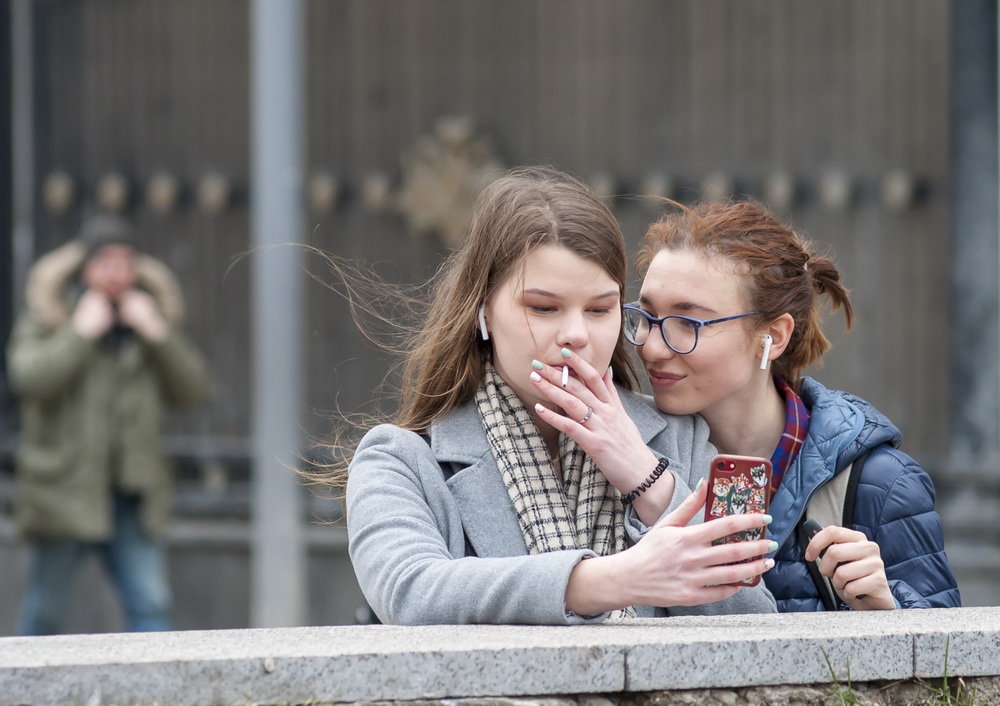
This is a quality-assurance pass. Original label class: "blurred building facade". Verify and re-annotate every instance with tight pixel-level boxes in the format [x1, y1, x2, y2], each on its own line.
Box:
[0, 0, 996, 631]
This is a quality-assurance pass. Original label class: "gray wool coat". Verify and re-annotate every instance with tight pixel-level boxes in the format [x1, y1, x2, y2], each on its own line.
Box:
[347, 387, 777, 625]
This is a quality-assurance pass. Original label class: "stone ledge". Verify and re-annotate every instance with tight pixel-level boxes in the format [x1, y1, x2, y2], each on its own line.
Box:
[0, 607, 997, 706]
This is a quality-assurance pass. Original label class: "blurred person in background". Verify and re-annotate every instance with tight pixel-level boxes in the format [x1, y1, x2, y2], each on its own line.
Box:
[7, 215, 210, 634]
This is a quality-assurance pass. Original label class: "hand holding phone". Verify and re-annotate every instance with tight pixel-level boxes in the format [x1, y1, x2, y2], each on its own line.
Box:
[798, 519, 839, 609]
[799, 519, 870, 608]
[703, 454, 772, 586]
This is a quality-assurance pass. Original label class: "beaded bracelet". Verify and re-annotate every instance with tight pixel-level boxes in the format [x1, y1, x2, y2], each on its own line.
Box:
[620, 457, 670, 506]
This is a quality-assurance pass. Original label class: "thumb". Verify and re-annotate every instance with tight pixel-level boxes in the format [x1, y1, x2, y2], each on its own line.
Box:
[653, 477, 707, 529]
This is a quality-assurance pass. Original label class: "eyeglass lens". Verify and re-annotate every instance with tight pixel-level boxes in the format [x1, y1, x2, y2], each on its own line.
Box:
[623, 309, 699, 354]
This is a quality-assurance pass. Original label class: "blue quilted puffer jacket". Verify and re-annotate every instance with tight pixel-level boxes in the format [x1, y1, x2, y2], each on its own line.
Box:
[763, 377, 961, 612]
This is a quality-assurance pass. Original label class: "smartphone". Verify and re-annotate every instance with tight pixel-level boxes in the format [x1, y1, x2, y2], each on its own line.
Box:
[797, 518, 865, 606]
[797, 519, 839, 610]
[703, 454, 773, 586]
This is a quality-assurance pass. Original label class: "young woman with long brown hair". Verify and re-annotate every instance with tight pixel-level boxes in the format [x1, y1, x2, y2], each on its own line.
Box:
[346, 169, 777, 624]
[532, 200, 960, 612]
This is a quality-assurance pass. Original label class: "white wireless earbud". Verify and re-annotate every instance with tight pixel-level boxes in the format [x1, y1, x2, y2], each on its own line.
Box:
[759, 334, 773, 371]
[478, 305, 490, 341]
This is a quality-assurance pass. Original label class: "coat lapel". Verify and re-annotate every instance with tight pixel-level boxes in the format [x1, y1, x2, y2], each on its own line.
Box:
[619, 390, 672, 446]
[447, 458, 528, 557]
[430, 401, 527, 558]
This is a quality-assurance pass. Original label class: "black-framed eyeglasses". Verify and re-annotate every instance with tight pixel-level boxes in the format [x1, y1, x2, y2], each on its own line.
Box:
[622, 303, 762, 355]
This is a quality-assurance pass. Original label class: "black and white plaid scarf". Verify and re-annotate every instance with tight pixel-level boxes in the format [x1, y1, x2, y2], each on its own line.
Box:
[476, 362, 634, 619]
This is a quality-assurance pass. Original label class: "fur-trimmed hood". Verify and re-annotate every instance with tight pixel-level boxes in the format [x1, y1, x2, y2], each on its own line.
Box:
[25, 240, 185, 329]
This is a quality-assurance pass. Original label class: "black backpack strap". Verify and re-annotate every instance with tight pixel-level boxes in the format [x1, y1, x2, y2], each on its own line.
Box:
[840, 449, 869, 529]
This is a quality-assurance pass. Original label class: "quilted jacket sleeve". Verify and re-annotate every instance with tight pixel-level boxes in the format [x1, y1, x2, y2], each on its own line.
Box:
[852, 446, 961, 609]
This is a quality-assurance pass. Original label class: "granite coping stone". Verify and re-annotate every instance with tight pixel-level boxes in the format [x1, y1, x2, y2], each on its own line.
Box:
[0, 607, 997, 705]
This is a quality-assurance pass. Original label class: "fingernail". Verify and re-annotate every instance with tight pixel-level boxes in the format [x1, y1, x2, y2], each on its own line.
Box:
[531, 360, 544, 370]
[608, 366, 614, 380]
[763, 514, 773, 525]
[530, 371, 542, 383]
[764, 558, 775, 570]
[560, 347, 572, 358]
[768, 541, 779, 553]
[534, 403, 546, 413]
[695, 478, 704, 490]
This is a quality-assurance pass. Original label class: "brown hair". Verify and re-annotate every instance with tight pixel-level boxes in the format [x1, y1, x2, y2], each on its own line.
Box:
[637, 200, 853, 385]
[396, 166, 637, 431]
[305, 167, 637, 495]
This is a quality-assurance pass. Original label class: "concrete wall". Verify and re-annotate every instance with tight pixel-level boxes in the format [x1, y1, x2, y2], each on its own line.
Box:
[2, 607, 998, 706]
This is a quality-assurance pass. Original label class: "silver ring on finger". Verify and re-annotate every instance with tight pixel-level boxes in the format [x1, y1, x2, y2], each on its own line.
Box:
[577, 406, 594, 425]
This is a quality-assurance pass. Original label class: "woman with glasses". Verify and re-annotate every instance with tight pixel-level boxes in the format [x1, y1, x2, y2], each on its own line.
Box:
[532, 200, 959, 612]
[346, 170, 777, 624]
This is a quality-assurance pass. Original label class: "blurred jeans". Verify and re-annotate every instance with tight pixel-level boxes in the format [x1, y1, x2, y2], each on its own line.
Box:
[17, 492, 172, 635]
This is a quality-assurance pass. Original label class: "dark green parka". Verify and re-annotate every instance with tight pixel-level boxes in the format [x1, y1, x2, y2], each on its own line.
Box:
[8, 241, 210, 540]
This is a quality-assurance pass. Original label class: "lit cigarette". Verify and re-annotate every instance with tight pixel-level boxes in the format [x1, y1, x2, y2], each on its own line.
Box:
[561, 365, 569, 388]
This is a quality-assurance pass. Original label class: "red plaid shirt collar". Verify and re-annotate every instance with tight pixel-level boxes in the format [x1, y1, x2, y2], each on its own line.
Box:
[769, 376, 811, 498]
